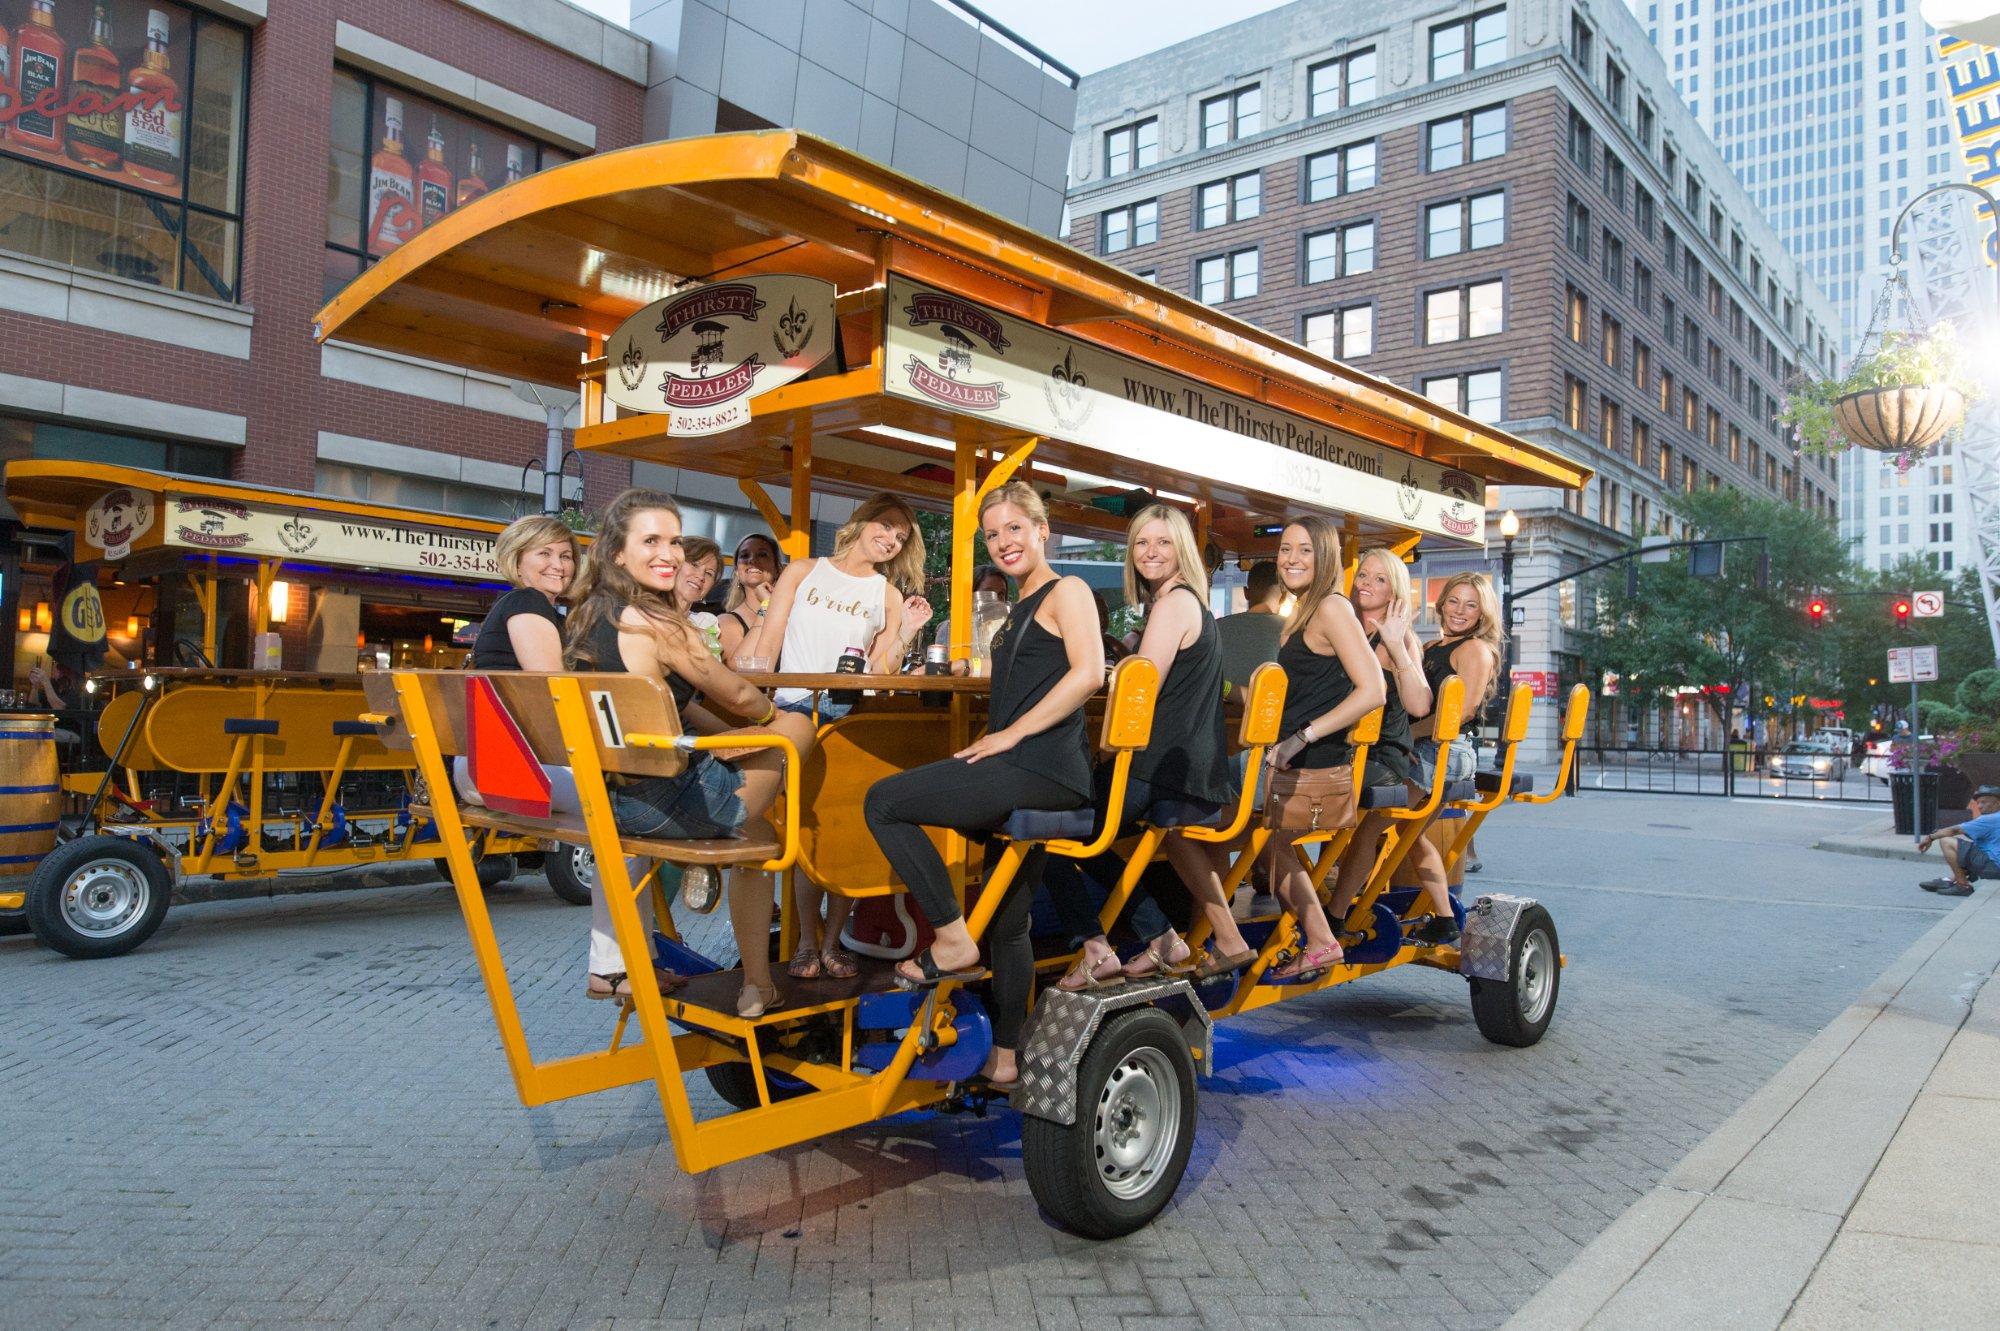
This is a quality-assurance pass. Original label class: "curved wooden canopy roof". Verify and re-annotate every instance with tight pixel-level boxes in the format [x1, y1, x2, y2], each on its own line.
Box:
[314, 130, 1588, 511]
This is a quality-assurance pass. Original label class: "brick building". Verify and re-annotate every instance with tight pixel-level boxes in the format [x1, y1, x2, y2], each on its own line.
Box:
[1063, 0, 1842, 756]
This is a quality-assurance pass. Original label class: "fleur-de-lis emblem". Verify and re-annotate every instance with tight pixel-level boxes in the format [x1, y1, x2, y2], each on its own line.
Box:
[1052, 347, 1086, 396]
[618, 340, 644, 390]
[775, 298, 814, 357]
[1043, 345, 1096, 432]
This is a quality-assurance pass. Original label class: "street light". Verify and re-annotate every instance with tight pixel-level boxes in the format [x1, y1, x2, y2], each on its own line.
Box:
[1495, 509, 1520, 725]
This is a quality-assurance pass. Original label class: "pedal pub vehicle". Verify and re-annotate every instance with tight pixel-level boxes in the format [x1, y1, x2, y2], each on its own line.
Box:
[315, 131, 1593, 1237]
[1, 461, 548, 957]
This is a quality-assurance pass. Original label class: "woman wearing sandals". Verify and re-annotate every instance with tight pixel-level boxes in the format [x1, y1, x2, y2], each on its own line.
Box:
[1322, 547, 1463, 949]
[743, 492, 933, 982]
[1261, 516, 1388, 982]
[565, 488, 819, 1017]
[862, 481, 1100, 1088]
[1048, 504, 1256, 990]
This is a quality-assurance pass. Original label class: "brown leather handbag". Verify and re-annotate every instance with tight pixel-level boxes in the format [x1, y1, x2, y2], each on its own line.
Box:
[1264, 764, 1357, 832]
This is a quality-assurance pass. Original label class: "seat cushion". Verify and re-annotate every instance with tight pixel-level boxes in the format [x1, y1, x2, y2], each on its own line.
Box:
[1002, 806, 1097, 841]
[1442, 778, 1478, 803]
[1358, 784, 1410, 810]
[1147, 797, 1228, 829]
[222, 718, 279, 736]
[1475, 771, 1536, 795]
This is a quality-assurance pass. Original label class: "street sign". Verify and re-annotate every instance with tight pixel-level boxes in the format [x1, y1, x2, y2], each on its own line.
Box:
[1912, 590, 1945, 618]
[1888, 645, 1941, 683]
[1511, 668, 1557, 699]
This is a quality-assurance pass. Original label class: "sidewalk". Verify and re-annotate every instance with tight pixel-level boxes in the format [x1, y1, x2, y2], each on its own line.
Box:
[1507, 881, 2000, 1329]
[1811, 817, 1927, 864]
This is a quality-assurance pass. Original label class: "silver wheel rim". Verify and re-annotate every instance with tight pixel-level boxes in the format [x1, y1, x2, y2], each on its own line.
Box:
[1094, 1046, 1181, 1201]
[569, 846, 595, 889]
[60, 859, 150, 938]
[1518, 928, 1554, 1024]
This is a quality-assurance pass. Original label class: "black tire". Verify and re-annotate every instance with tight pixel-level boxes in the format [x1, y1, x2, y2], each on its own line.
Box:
[432, 853, 518, 891]
[0, 912, 32, 937]
[543, 843, 595, 907]
[1469, 904, 1560, 1048]
[25, 835, 173, 960]
[704, 1059, 810, 1111]
[1022, 1006, 1198, 1239]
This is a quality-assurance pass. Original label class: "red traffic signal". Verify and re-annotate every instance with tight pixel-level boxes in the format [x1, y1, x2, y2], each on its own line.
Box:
[1807, 597, 1828, 625]
[1894, 597, 1912, 628]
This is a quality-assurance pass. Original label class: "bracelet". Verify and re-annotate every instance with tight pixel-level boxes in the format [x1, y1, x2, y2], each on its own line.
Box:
[1300, 722, 1317, 743]
[756, 700, 778, 725]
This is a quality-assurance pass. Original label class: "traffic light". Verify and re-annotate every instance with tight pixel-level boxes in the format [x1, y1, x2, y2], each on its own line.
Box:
[1807, 597, 1828, 627]
[1894, 596, 1912, 629]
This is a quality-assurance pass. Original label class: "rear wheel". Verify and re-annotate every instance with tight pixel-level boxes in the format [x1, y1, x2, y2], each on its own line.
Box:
[1022, 1006, 1197, 1239]
[704, 1059, 810, 1110]
[543, 843, 594, 906]
[26, 836, 174, 959]
[1469, 904, 1560, 1047]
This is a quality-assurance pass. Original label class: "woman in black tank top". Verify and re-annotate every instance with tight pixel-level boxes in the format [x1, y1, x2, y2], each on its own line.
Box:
[1326, 548, 1462, 948]
[863, 482, 1103, 1088]
[565, 490, 819, 1019]
[1262, 518, 1388, 981]
[1412, 573, 1505, 885]
[1047, 506, 1257, 990]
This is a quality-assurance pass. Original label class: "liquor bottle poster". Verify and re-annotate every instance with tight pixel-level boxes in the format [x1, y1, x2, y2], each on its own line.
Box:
[364, 83, 541, 254]
[0, 0, 192, 200]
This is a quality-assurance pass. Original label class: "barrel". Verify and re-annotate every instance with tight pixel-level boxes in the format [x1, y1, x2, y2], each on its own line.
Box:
[0, 714, 62, 871]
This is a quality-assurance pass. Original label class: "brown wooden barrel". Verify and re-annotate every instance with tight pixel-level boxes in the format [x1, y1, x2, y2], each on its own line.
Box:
[0, 714, 62, 871]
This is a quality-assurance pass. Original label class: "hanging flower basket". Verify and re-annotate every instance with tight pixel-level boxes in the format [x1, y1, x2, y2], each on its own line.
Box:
[1832, 384, 1967, 454]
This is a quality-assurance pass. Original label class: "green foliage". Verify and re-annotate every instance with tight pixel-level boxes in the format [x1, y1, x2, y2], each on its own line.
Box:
[558, 503, 599, 534]
[1956, 667, 2000, 720]
[1778, 323, 1981, 459]
[1920, 700, 1970, 733]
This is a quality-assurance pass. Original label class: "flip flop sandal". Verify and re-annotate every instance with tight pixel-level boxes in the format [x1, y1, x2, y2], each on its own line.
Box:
[1192, 948, 1258, 980]
[1121, 931, 1191, 979]
[1058, 940, 1123, 992]
[820, 946, 859, 979]
[1269, 943, 1342, 983]
[786, 946, 823, 979]
[893, 946, 983, 991]
[586, 968, 687, 1001]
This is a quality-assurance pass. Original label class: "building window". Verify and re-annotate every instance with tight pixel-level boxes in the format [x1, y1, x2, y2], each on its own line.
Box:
[1632, 339, 1650, 393]
[1682, 387, 1698, 432]
[1567, 286, 1587, 342]
[1601, 230, 1624, 289]
[1684, 173, 1702, 215]
[1100, 199, 1159, 253]
[1196, 174, 1259, 228]
[1200, 85, 1261, 148]
[1633, 420, 1651, 470]
[0, 419, 232, 477]
[1598, 397, 1620, 452]
[1634, 187, 1655, 238]
[1706, 407, 1721, 449]
[1601, 315, 1621, 371]
[1636, 99, 1656, 149]
[1728, 424, 1742, 464]
[1304, 141, 1376, 200]
[1659, 369, 1673, 414]
[1662, 294, 1676, 341]
[1566, 376, 1586, 431]
[1304, 221, 1375, 281]
[1104, 117, 1159, 176]
[1658, 443, 1671, 483]
[1431, 7, 1508, 80]
[1566, 197, 1590, 258]
[1634, 261, 1654, 313]
[1195, 248, 1258, 303]
[1602, 154, 1627, 210]
[329, 68, 570, 300]
[1425, 191, 1504, 257]
[1571, 14, 1594, 69]
[1684, 458, 1698, 492]
[1425, 104, 1507, 170]
[1309, 48, 1376, 114]
[1425, 279, 1502, 343]
[0, 3, 249, 300]
[1567, 108, 1593, 169]
[1605, 60, 1627, 113]
[1423, 369, 1504, 423]
[1305, 304, 1373, 359]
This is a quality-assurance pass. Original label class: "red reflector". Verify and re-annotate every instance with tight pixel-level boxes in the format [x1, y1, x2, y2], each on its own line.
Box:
[466, 677, 552, 818]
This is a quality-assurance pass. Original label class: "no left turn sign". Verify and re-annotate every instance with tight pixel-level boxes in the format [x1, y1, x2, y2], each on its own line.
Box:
[1913, 590, 1945, 618]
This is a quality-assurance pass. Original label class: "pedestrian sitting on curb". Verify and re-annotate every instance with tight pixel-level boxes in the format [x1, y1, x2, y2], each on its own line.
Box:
[1916, 784, 2000, 897]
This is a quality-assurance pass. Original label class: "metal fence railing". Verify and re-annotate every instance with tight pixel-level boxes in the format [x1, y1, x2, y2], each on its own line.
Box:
[1576, 746, 1894, 803]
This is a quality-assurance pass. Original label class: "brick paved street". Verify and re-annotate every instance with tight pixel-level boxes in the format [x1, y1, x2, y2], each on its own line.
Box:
[0, 794, 1948, 1330]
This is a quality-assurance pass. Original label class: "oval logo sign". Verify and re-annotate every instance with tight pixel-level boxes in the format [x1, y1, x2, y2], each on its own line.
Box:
[61, 582, 106, 646]
[604, 275, 837, 436]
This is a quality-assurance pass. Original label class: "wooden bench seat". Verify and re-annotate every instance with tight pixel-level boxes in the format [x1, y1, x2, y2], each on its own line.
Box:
[454, 805, 782, 867]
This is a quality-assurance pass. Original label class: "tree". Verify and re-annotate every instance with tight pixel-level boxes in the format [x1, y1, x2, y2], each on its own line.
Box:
[1587, 490, 1853, 739]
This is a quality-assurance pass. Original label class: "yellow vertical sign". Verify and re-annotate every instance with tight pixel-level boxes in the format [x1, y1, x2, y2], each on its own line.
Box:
[1939, 34, 2000, 265]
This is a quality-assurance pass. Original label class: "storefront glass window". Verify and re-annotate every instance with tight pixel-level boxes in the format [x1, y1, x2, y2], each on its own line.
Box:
[0, 1, 247, 298]
[0, 416, 232, 474]
[324, 68, 572, 301]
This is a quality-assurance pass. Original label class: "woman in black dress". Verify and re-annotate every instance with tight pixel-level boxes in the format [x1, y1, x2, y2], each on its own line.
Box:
[862, 481, 1103, 1087]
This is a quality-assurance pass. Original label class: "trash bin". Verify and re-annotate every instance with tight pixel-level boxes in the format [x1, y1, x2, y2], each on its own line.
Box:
[1729, 741, 1752, 773]
[1891, 771, 1939, 836]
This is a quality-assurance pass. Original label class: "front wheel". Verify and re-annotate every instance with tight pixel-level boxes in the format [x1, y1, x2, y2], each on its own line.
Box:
[1022, 1006, 1197, 1239]
[543, 843, 595, 906]
[1469, 904, 1560, 1047]
[26, 835, 174, 959]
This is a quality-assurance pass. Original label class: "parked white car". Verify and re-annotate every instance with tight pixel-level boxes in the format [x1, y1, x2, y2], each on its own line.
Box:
[1771, 738, 1848, 781]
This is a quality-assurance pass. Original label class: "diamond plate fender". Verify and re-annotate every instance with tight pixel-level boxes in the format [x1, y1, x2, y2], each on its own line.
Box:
[1458, 892, 1536, 982]
[1014, 977, 1211, 1126]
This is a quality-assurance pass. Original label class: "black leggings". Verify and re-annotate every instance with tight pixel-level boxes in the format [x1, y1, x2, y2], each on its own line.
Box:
[863, 756, 1085, 1047]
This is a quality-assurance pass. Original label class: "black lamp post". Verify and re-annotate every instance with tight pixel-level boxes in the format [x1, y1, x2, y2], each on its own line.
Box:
[1498, 507, 1520, 680]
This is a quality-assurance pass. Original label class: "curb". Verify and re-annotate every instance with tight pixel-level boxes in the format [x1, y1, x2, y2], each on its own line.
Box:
[1505, 884, 1999, 1330]
[1810, 836, 1926, 864]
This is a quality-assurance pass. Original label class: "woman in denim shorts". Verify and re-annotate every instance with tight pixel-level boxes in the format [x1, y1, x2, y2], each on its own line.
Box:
[566, 489, 818, 1019]
[1412, 573, 1504, 876]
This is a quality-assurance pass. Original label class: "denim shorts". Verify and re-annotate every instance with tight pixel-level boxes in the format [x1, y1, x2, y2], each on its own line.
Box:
[1965, 842, 1999, 881]
[1413, 736, 1478, 784]
[777, 692, 855, 722]
[608, 753, 747, 840]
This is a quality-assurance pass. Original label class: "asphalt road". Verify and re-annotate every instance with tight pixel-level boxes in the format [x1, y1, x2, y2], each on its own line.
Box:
[0, 792, 1947, 1330]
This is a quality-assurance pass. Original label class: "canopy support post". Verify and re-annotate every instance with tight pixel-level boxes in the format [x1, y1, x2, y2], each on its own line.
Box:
[948, 435, 1038, 664]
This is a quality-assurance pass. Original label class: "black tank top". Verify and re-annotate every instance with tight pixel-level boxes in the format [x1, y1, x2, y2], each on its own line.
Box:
[987, 580, 1092, 798]
[1422, 635, 1487, 740]
[1368, 628, 1413, 783]
[577, 603, 695, 711]
[1276, 597, 1360, 770]
[1131, 585, 1234, 803]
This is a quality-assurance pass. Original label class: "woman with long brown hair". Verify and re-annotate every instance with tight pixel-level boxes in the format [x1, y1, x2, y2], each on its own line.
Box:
[565, 489, 817, 1017]
[1261, 517, 1387, 981]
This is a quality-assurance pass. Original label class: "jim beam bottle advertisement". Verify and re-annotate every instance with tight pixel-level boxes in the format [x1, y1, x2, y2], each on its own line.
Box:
[363, 91, 534, 252]
[0, 0, 188, 195]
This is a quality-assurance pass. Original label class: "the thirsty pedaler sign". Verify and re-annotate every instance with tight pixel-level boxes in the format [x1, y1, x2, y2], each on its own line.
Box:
[603, 275, 839, 435]
[882, 276, 1487, 543]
